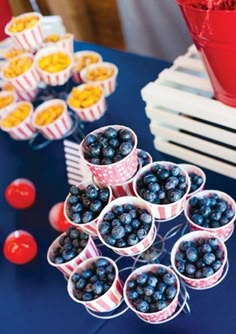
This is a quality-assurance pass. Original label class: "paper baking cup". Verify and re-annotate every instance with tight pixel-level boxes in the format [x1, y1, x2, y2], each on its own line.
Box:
[124, 264, 180, 323]
[42, 33, 74, 54]
[72, 50, 103, 84]
[179, 164, 206, 198]
[64, 180, 112, 236]
[16, 87, 39, 102]
[67, 256, 123, 312]
[184, 190, 236, 241]
[32, 99, 72, 140]
[171, 231, 228, 289]
[80, 125, 138, 185]
[80, 62, 118, 97]
[97, 196, 156, 256]
[133, 161, 191, 220]
[67, 83, 106, 122]
[34, 46, 73, 86]
[2, 54, 40, 92]
[0, 91, 18, 117]
[1, 101, 35, 140]
[47, 231, 99, 277]
[5, 13, 43, 50]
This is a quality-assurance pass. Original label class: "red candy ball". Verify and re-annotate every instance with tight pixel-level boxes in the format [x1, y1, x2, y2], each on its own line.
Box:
[48, 202, 71, 232]
[3, 230, 38, 265]
[5, 178, 36, 209]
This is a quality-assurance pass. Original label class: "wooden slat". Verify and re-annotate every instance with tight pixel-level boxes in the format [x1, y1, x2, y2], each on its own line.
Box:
[174, 55, 205, 72]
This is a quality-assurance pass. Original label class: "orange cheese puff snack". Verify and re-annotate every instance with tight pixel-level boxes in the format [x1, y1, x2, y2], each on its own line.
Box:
[68, 85, 102, 109]
[4, 48, 27, 60]
[74, 54, 100, 72]
[0, 95, 14, 109]
[85, 66, 114, 81]
[8, 15, 39, 33]
[38, 52, 71, 73]
[35, 104, 64, 126]
[44, 34, 60, 43]
[1, 103, 31, 128]
[2, 82, 15, 91]
[3, 56, 33, 78]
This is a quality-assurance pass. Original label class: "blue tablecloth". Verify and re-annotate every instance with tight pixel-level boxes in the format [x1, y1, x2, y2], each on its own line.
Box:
[0, 41, 235, 334]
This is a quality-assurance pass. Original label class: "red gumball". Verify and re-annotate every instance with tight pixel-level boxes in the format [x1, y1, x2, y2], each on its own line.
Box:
[3, 230, 38, 265]
[49, 202, 71, 232]
[5, 178, 36, 209]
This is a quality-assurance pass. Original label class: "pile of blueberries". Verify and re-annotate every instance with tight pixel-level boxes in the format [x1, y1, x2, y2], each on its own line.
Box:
[138, 150, 151, 167]
[126, 267, 177, 313]
[83, 127, 135, 165]
[71, 258, 116, 301]
[188, 172, 204, 193]
[99, 204, 153, 248]
[188, 194, 235, 228]
[51, 227, 89, 264]
[66, 184, 110, 224]
[136, 164, 188, 204]
[175, 237, 225, 279]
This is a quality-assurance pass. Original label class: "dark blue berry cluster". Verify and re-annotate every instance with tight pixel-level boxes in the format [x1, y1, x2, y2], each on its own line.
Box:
[189, 194, 235, 228]
[138, 150, 151, 167]
[175, 237, 224, 279]
[99, 204, 152, 248]
[136, 164, 187, 204]
[66, 184, 110, 224]
[126, 267, 177, 313]
[189, 172, 203, 193]
[51, 227, 89, 264]
[71, 258, 115, 301]
[83, 127, 135, 165]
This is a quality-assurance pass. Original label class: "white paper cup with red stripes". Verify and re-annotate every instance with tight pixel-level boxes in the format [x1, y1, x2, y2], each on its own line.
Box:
[67, 256, 123, 312]
[184, 190, 236, 242]
[47, 231, 99, 278]
[124, 264, 180, 323]
[171, 231, 228, 289]
[0, 91, 18, 118]
[32, 99, 73, 140]
[1, 101, 36, 140]
[15, 87, 39, 102]
[179, 164, 206, 198]
[2, 54, 40, 92]
[5, 12, 43, 50]
[34, 46, 73, 86]
[133, 161, 191, 221]
[64, 180, 112, 236]
[72, 50, 103, 84]
[67, 83, 106, 122]
[97, 196, 156, 256]
[42, 33, 74, 54]
[80, 62, 118, 97]
[80, 125, 138, 185]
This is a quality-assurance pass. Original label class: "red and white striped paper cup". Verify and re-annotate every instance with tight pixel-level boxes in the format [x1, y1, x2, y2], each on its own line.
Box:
[1, 101, 36, 140]
[15, 86, 39, 102]
[80, 125, 138, 185]
[97, 196, 156, 256]
[64, 180, 112, 236]
[42, 33, 74, 54]
[2, 54, 40, 92]
[72, 50, 103, 84]
[67, 83, 107, 122]
[133, 161, 191, 221]
[47, 231, 99, 278]
[171, 231, 228, 289]
[179, 164, 206, 198]
[124, 264, 180, 323]
[0, 91, 18, 118]
[184, 190, 236, 241]
[32, 99, 73, 140]
[80, 62, 118, 97]
[5, 13, 43, 50]
[34, 46, 73, 86]
[67, 256, 123, 312]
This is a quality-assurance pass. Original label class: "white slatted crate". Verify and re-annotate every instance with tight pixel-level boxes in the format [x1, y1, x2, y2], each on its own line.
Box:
[141, 45, 236, 179]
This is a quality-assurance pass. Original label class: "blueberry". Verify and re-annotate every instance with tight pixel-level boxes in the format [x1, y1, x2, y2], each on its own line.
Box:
[72, 273, 81, 282]
[144, 285, 154, 296]
[127, 234, 139, 246]
[96, 267, 106, 276]
[132, 219, 141, 229]
[101, 158, 113, 165]
[137, 228, 147, 240]
[90, 143, 102, 157]
[129, 209, 137, 219]
[208, 238, 219, 250]
[102, 146, 115, 159]
[104, 211, 116, 221]
[99, 188, 110, 202]
[96, 258, 109, 267]
[157, 282, 167, 293]
[156, 300, 167, 311]
[178, 175, 186, 183]
[76, 278, 87, 289]
[111, 225, 126, 239]
[82, 269, 93, 279]
[92, 281, 104, 295]
[112, 219, 122, 227]
[171, 166, 181, 176]
[90, 200, 103, 213]
[62, 250, 75, 262]
[195, 259, 206, 269]
[64, 243, 72, 251]
[120, 213, 132, 225]
[189, 196, 199, 207]
[157, 190, 166, 200]
[179, 241, 192, 252]
[163, 273, 176, 285]
[70, 185, 80, 196]
[69, 228, 80, 239]
[165, 176, 179, 190]
[127, 280, 136, 289]
[113, 205, 124, 215]
[86, 185, 98, 200]
[143, 173, 157, 185]
[225, 209, 235, 219]
[128, 291, 139, 300]
[212, 260, 222, 272]
[118, 129, 132, 141]
[136, 286, 144, 295]
[156, 267, 167, 277]
[202, 243, 212, 253]
[119, 141, 133, 156]
[89, 275, 98, 283]
[54, 257, 64, 264]
[137, 273, 148, 285]
[85, 134, 97, 146]
[159, 169, 169, 180]
[82, 292, 93, 301]
[220, 216, 229, 225]
[113, 154, 123, 163]
[100, 222, 111, 235]
[140, 212, 152, 224]
[186, 247, 198, 263]
[104, 235, 116, 246]
[124, 224, 133, 234]
[68, 195, 78, 205]
[148, 275, 158, 287]
[90, 158, 100, 165]
[176, 261, 185, 273]
[215, 249, 224, 260]
[195, 270, 203, 279]
[142, 190, 157, 203]
[152, 291, 162, 301]
[81, 196, 91, 208]
[106, 264, 114, 273]
[178, 182, 187, 191]
[167, 189, 183, 203]
[216, 200, 227, 213]
[211, 221, 220, 228]
[165, 286, 177, 300]
[104, 283, 111, 292]
[85, 283, 93, 292]
[109, 138, 119, 148]
[211, 211, 222, 221]
[124, 204, 134, 212]
[104, 127, 118, 139]
[202, 267, 214, 278]
[200, 197, 211, 207]
[175, 251, 186, 262]
[98, 136, 109, 147]
[191, 213, 204, 225]
[137, 300, 149, 313]
[148, 182, 160, 193]
[71, 202, 83, 213]
[200, 205, 211, 217]
[185, 263, 196, 275]
[82, 211, 94, 223]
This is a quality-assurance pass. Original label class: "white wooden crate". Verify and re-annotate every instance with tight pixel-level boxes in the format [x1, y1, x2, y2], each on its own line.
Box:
[141, 45, 236, 179]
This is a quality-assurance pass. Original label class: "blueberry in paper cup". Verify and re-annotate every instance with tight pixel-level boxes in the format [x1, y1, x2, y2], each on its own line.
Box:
[179, 164, 206, 197]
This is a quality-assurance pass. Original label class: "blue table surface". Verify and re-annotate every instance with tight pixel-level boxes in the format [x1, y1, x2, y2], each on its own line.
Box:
[0, 41, 235, 334]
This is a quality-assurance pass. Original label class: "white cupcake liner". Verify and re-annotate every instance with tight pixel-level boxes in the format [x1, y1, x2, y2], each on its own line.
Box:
[5, 13, 43, 50]
[80, 62, 118, 97]
[179, 164, 206, 198]
[42, 33, 74, 54]
[0, 91, 18, 117]
[32, 99, 72, 140]
[67, 256, 123, 312]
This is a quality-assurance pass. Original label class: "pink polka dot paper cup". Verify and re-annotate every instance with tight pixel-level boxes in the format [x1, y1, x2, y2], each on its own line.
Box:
[80, 62, 118, 97]
[133, 161, 191, 221]
[47, 230, 99, 278]
[0, 91, 18, 118]
[97, 196, 157, 256]
[179, 164, 206, 198]
[67, 256, 123, 312]
[5, 12, 43, 50]
[32, 99, 73, 140]
[184, 190, 236, 242]
[64, 180, 112, 236]
[79, 125, 138, 185]
[1, 101, 36, 140]
[42, 33, 74, 54]
[67, 83, 107, 122]
[124, 264, 180, 323]
[171, 231, 228, 289]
